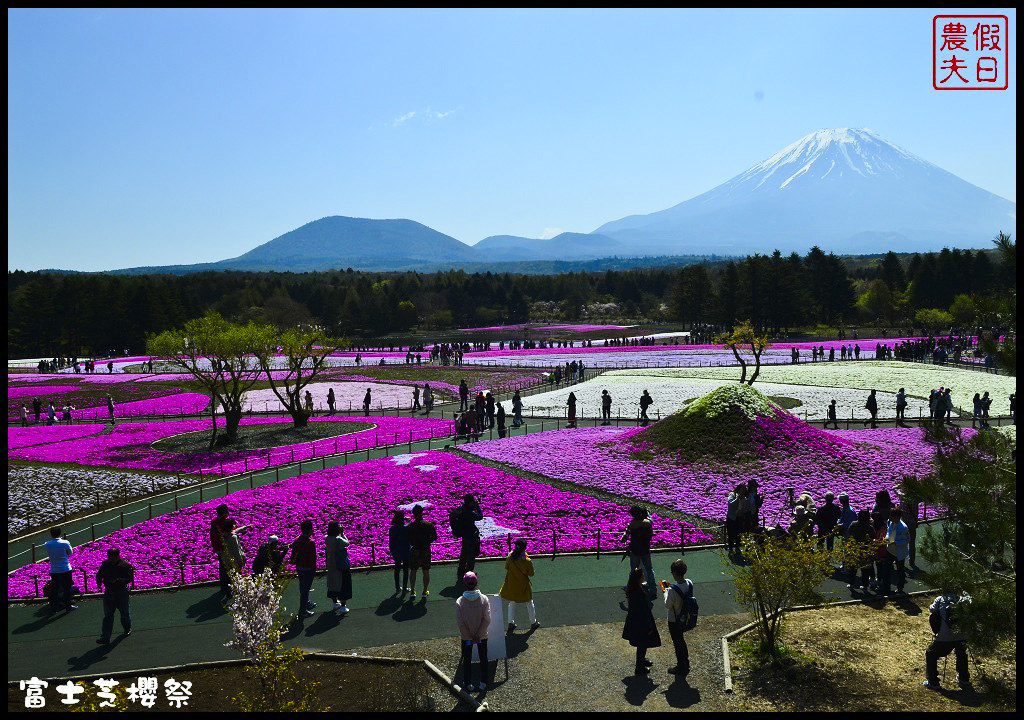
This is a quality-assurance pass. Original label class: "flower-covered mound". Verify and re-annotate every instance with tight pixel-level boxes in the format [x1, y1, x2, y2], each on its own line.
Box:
[6, 452, 712, 598]
[9, 415, 455, 476]
[461, 396, 944, 529]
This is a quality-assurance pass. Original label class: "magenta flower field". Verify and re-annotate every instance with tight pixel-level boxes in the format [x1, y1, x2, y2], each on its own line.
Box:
[461, 421, 942, 527]
[6, 451, 712, 598]
[72, 392, 211, 420]
[7, 423, 108, 450]
[9, 415, 455, 476]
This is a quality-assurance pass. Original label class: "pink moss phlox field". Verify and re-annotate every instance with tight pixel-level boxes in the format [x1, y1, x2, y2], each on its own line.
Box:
[8, 415, 455, 476]
[461, 422, 942, 528]
[7, 424, 108, 450]
[6, 451, 711, 598]
[8, 385, 81, 400]
[538, 324, 630, 332]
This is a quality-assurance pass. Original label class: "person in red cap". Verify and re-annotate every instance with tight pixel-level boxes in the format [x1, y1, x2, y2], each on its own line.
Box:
[454, 571, 491, 692]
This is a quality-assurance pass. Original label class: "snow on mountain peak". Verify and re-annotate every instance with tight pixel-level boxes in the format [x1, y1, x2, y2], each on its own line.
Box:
[734, 128, 929, 191]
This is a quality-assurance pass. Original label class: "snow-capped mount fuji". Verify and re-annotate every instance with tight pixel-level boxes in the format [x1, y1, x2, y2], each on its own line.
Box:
[595, 128, 1016, 255]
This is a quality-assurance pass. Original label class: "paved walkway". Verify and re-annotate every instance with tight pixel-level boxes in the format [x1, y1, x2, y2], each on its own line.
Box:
[7, 544, 937, 682]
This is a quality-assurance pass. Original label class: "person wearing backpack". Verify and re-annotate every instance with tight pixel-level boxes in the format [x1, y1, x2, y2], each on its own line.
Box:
[923, 590, 972, 690]
[663, 558, 697, 678]
[454, 495, 483, 585]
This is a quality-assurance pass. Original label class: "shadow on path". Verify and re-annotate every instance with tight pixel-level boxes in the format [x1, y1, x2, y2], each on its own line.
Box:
[185, 590, 227, 622]
[66, 635, 127, 673]
[663, 676, 701, 709]
[622, 674, 659, 706]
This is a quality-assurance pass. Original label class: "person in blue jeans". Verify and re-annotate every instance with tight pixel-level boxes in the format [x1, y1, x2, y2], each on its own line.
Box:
[96, 548, 135, 644]
[622, 506, 657, 599]
[290, 520, 318, 616]
[44, 527, 77, 612]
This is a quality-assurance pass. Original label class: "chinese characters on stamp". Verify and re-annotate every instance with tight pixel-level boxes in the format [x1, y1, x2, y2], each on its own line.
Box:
[934, 15, 1009, 90]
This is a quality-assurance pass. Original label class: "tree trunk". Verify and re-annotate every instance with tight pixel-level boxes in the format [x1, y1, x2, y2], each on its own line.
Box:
[289, 409, 310, 428]
[208, 398, 219, 451]
[224, 407, 243, 443]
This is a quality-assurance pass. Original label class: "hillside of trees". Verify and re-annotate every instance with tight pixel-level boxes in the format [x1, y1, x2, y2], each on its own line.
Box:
[8, 241, 1015, 359]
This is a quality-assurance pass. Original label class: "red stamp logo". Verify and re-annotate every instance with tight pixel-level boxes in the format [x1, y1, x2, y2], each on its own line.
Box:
[934, 15, 1009, 90]
[937, 15, 1007, 89]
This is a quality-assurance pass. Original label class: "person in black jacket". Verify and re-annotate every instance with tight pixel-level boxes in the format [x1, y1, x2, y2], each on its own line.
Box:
[455, 495, 484, 584]
[96, 548, 135, 644]
[622, 567, 661, 675]
[252, 536, 287, 577]
[815, 491, 842, 551]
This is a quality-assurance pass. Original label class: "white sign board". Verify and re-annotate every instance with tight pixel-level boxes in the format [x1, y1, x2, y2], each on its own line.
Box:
[471, 595, 507, 662]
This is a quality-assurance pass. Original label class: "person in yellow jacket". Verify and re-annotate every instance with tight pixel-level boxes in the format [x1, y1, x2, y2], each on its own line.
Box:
[499, 539, 540, 634]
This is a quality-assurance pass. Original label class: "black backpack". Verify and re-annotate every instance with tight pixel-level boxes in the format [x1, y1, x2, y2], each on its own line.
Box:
[449, 508, 464, 539]
[672, 580, 699, 632]
[930, 602, 956, 635]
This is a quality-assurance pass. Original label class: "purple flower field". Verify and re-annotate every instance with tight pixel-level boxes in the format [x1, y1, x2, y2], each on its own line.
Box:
[461, 420, 944, 527]
[8, 423, 108, 450]
[72, 392, 211, 420]
[6, 451, 712, 598]
[8, 415, 455, 476]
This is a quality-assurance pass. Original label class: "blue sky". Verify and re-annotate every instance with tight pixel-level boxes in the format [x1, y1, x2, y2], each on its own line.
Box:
[7, 8, 1017, 271]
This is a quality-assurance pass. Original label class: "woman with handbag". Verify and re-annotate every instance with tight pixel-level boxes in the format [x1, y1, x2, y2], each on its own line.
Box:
[325, 521, 352, 615]
[622, 567, 661, 675]
[499, 539, 539, 634]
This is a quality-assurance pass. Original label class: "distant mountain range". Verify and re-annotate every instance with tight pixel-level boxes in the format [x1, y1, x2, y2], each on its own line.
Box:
[101, 128, 1015, 275]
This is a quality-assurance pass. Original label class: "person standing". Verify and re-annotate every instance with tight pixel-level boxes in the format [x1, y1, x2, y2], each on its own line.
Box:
[459, 380, 469, 412]
[412, 385, 421, 413]
[455, 571, 491, 692]
[221, 519, 247, 578]
[455, 495, 483, 585]
[837, 493, 857, 535]
[895, 388, 908, 427]
[622, 506, 657, 600]
[33, 397, 42, 424]
[871, 489, 893, 532]
[424, 384, 434, 414]
[389, 510, 411, 594]
[45, 527, 77, 612]
[941, 388, 954, 425]
[725, 484, 747, 555]
[106, 394, 116, 423]
[566, 391, 577, 428]
[327, 388, 336, 415]
[923, 590, 972, 690]
[485, 392, 496, 429]
[663, 559, 694, 678]
[500, 539, 539, 633]
[304, 390, 314, 417]
[363, 388, 372, 417]
[864, 390, 878, 429]
[601, 389, 612, 426]
[980, 391, 991, 429]
[474, 392, 486, 432]
[826, 399, 839, 429]
[20, 403, 29, 427]
[95, 548, 134, 644]
[745, 479, 762, 531]
[407, 504, 438, 599]
[622, 567, 661, 675]
[971, 393, 983, 429]
[879, 508, 909, 594]
[325, 521, 352, 615]
[289, 520, 318, 616]
[210, 504, 244, 598]
[815, 491, 842, 551]
[496, 402, 507, 438]
[845, 509, 876, 591]
[639, 390, 654, 425]
[511, 390, 523, 428]
[252, 535, 287, 577]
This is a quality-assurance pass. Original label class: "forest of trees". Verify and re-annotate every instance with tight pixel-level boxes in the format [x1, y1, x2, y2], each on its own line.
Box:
[7, 241, 1015, 359]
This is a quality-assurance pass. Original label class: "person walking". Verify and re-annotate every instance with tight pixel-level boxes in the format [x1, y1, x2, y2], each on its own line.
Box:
[601, 389, 612, 426]
[923, 590, 972, 690]
[863, 390, 878, 429]
[511, 390, 523, 428]
[289, 520, 318, 616]
[622, 506, 657, 600]
[412, 385, 421, 413]
[455, 571, 491, 692]
[895, 388, 908, 427]
[45, 527, 77, 612]
[622, 567, 661, 675]
[327, 388, 336, 415]
[363, 388, 372, 417]
[459, 379, 469, 412]
[825, 399, 839, 429]
[500, 539, 539, 633]
[389, 510, 411, 594]
[566, 391, 577, 428]
[455, 495, 483, 584]
[325, 521, 352, 615]
[663, 558, 694, 678]
[95, 548, 134, 644]
[639, 390, 654, 425]
[106, 395, 116, 423]
[407, 505, 438, 599]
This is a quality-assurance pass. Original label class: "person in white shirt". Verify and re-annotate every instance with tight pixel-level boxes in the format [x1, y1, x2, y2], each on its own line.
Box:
[880, 508, 910, 594]
[662, 559, 693, 678]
